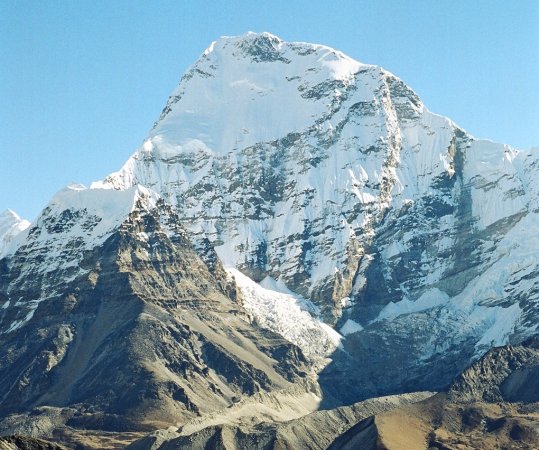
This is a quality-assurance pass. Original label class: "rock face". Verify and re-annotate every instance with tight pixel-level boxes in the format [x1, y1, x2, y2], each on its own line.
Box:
[0, 435, 68, 450]
[0, 184, 308, 445]
[448, 339, 539, 403]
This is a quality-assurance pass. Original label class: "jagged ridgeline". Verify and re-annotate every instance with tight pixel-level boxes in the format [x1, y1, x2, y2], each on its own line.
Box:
[1, 32, 539, 449]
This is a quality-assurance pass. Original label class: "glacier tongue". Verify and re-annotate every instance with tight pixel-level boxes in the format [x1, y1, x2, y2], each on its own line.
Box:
[228, 268, 343, 362]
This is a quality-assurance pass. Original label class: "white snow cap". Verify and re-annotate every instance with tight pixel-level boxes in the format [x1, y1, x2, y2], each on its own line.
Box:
[3, 184, 160, 259]
[0, 209, 30, 258]
[147, 31, 373, 155]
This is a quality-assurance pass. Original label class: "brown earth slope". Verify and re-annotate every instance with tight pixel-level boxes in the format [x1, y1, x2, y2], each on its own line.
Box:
[328, 342, 539, 450]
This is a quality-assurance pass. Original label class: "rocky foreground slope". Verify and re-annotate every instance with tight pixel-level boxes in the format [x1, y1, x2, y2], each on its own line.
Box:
[330, 341, 539, 450]
[129, 340, 539, 449]
[0, 186, 308, 448]
[1, 32, 539, 448]
[0, 435, 67, 450]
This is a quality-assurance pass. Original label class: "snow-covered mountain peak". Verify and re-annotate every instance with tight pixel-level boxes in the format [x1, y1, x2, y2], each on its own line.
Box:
[3, 184, 159, 261]
[204, 31, 285, 58]
[0, 209, 30, 258]
[96, 33, 433, 196]
[46, 183, 158, 216]
[0, 209, 22, 221]
[127, 32, 377, 159]
[92, 34, 462, 308]
[202, 31, 361, 72]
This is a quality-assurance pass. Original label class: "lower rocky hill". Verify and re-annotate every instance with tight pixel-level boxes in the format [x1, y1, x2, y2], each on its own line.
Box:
[326, 342, 539, 450]
[127, 341, 539, 450]
[0, 435, 67, 450]
[325, 393, 539, 450]
[126, 390, 433, 450]
[0, 193, 309, 449]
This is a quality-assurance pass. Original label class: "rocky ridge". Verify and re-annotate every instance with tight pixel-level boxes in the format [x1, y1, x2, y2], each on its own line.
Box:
[328, 341, 539, 450]
[0, 184, 308, 448]
[126, 391, 433, 450]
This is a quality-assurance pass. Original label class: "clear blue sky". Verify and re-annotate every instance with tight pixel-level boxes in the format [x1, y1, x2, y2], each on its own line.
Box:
[1, 0, 538, 220]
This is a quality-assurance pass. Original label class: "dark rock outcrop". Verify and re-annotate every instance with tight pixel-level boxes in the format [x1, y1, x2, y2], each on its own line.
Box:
[0, 435, 68, 450]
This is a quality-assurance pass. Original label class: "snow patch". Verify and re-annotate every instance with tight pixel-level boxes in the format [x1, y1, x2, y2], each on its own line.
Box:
[472, 303, 521, 352]
[375, 288, 450, 322]
[5, 300, 40, 333]
[340, 319, 363, 336]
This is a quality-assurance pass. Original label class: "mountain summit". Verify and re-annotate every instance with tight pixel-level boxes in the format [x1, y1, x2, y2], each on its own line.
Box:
[0, 209, 29, 257]
[1, 32, 539, 448]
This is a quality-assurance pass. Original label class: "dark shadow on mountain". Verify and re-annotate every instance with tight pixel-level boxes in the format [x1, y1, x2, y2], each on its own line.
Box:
[316, 319, 478, 410]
